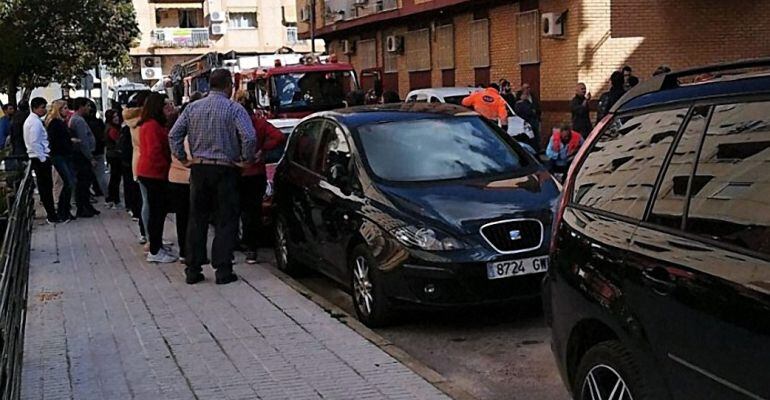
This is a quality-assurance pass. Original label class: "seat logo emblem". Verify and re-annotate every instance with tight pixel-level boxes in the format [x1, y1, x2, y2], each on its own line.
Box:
[509, 230, 522, 241]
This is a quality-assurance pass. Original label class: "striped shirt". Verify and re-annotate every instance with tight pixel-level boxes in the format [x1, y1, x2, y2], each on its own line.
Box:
[169, 91, 257, 164]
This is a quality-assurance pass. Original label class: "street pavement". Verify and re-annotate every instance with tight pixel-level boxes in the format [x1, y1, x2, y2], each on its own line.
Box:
[22, 206, 450, 400]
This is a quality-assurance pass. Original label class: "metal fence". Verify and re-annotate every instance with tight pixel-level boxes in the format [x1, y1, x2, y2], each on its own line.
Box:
[0, 162, 34, 400]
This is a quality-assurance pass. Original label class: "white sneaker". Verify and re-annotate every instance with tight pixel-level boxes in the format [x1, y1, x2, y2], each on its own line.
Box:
[147, 248, 178, 264]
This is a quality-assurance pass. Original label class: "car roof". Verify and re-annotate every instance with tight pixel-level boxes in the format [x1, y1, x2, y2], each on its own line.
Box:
[614, 58, 770, 113]
[406, 87, 482, 98]
[313, 103, 480, 129]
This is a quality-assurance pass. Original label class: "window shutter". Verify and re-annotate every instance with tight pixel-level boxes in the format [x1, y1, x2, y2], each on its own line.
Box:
[436, 25, 454, 70]
[470, 19, 489, 68]
[358, 39, 376, 70]
[517, 10, 540, 65]
[406, 29, 430, 72]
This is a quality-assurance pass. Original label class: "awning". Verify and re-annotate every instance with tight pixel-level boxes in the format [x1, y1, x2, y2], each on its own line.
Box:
[153, 3, 203, 9]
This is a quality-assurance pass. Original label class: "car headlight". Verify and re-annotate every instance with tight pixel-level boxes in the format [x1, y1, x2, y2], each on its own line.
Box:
[390, 226, 465, 251]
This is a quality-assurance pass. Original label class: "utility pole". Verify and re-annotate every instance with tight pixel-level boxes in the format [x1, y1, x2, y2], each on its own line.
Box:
[310, 0, 316, 54]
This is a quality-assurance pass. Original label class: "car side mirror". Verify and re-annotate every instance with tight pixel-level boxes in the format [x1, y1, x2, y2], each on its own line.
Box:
[329, 163, 353, 194]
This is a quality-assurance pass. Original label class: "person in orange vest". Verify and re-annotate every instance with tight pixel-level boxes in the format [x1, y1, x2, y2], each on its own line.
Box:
[461, 83, 509, 131]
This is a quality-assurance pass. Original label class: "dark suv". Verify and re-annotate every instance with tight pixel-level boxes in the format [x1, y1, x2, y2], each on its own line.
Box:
[273, 103, 560, 327]
[546, 59, 770, 400]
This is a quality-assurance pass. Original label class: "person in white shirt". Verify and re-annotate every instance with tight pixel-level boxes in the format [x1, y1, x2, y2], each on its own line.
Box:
[23, 97, 59, 223]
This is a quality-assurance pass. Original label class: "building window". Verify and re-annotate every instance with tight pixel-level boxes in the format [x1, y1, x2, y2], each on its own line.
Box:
[517, 10, 540, 65]
[228, 12, 258, 29]
[405, 29, 430, 72]
[286, 27, 299, 44]
[436, 24, 454, 70]
[179, 10, 201, 28]
[358, 39, 377, 70]
[469, 19, 489, 68]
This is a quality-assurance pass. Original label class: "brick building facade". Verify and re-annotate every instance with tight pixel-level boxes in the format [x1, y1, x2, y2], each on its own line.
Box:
[297, 0, 770, 139]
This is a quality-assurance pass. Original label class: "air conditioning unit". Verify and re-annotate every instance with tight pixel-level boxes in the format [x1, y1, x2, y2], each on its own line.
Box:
[210, 10, 226, 22]
[341, 39, 355, 55]
[211, 23, 227, 35]
[140, 56, 163, 80]
[299, 5, 311, 22]
[541, 12, 564, 37]
[386, 35, 403, 53]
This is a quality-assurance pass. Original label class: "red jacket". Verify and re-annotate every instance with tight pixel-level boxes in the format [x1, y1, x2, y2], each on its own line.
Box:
[136, 119, 171, 180]
[242, 116, 286, 176]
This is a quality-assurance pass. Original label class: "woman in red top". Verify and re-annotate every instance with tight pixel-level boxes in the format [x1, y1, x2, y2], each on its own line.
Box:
[136, 93, 177, 263]
[238, 101, 286, 264]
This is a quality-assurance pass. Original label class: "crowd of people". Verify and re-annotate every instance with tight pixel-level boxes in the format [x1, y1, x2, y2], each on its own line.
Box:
[6, 69, 281, 286]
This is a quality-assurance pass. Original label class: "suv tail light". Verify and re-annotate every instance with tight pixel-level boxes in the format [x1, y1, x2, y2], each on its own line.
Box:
[550, 114, 614, 252]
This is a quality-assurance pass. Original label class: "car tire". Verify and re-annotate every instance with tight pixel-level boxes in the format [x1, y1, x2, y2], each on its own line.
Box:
[274, 215, 302, 276]
[350, 244, 394, 328]
[574, 341, 662, 400]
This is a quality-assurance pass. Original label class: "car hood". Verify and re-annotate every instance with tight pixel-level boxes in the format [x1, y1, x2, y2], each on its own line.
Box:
[373, 169, 560, 235]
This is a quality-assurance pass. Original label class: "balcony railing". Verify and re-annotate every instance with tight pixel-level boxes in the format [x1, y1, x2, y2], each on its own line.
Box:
[324, 0, 399, 24]
[151, 28, 209, 48]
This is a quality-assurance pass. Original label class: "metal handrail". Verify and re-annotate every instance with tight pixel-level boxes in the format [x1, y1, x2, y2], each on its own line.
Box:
[0, 162, 34, 400]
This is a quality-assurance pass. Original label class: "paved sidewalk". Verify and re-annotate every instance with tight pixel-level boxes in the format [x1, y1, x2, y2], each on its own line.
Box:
[22, 207, 450, 400]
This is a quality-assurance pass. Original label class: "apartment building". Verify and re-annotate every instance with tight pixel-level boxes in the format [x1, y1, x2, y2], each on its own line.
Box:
[129, 0, 323, 82]
[296, 0, 770, 139]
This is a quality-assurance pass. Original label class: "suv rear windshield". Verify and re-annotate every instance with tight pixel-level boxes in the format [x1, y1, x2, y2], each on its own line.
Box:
[356, 117, 527, 182]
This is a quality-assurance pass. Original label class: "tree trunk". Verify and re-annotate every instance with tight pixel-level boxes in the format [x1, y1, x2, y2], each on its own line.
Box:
[6, 75, 18, 107]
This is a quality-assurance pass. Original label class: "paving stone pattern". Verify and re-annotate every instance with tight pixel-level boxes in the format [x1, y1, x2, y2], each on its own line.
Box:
[22, 208, 450, 400]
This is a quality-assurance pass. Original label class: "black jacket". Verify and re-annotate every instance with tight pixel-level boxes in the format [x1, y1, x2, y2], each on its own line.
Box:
[570, 95, 593, 137]
[87, 117, 106, 156]
[47, 118, 74, 157]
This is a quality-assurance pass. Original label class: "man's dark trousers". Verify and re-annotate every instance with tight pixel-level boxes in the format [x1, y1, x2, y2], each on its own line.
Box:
[31, 158, 57, 219]
[72, 153, 93, 212]
[186, 164, 240, 279]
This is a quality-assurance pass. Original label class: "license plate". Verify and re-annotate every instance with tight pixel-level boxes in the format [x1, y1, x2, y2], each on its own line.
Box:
[486, 256, 549, 280]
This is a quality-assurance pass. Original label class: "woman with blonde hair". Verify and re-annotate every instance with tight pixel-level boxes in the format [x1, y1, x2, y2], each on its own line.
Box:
[45, 99, 77, 221]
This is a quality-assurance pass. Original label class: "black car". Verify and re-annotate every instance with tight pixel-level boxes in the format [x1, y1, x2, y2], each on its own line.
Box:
[546, 59, 770, 400]
[273, 103, 560, 327]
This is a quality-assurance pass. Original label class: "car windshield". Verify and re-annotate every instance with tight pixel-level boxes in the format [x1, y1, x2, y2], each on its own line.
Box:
[443, 95, 468, 105]
[272, 70, 357, 112]
[356, 117, 526, 182]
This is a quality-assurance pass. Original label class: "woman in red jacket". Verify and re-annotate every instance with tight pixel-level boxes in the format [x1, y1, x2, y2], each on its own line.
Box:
[239, 103, 286, 264]
[136, 93, 177, 263]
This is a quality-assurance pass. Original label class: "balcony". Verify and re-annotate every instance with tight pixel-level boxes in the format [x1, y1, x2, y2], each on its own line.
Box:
[151, 28, 209, 48]
[323, 0, 399, 24]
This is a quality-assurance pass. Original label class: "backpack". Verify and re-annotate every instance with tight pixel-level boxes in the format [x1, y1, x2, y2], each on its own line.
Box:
[596, 91, 611, 124]
[118, 125, 133, 165]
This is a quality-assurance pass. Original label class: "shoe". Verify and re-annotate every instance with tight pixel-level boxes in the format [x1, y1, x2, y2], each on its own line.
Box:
[215, 273, 238, 285]
[179, 257, 186, 264]
[87, 206, 101, 215]
[46, 216, 62, 224]
[162, 240, 173, 246]
[76, 209, 95, 218]
[185, 273, 205, 285]
[138, 236, 147, 245]
[89, 196, 98, 204]
[147, 249, 178, 264]
[245, 252, 258, 265]
[59, 212, 76, 221]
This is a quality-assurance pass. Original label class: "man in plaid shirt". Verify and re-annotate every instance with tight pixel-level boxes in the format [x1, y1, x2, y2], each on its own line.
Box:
[170, 69, 258, 285]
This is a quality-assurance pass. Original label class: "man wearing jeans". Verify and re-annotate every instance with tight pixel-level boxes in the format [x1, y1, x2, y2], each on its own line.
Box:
[170, 69, 257, 285]
[23, 97, 58, 223]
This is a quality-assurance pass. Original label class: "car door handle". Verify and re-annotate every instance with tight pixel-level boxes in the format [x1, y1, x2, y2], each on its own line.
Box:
[642, 267, 676, 296]
[634, 240, 669, 253]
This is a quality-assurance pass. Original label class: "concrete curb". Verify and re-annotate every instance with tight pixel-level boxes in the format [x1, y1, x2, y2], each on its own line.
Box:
[261, 263, 478, 400]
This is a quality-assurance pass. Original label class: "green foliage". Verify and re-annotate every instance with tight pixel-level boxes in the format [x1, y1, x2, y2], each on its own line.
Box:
[0, 0, 139, 95]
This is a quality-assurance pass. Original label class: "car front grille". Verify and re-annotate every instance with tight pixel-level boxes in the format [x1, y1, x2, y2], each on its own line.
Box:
[480, 219, 543, 253]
